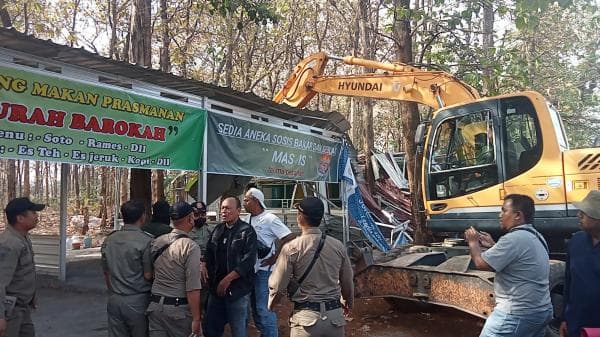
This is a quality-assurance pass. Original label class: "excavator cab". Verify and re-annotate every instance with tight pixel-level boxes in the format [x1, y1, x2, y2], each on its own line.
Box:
[422, 92, 585, 250]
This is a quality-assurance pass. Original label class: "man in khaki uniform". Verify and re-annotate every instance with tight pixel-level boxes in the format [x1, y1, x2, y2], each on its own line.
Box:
[189, 201, 212, 312]
[147, 202, 203, 337]
[268, 196, 354, 337]
[101, 200, 153, 337]
[0, 197, 45, 337]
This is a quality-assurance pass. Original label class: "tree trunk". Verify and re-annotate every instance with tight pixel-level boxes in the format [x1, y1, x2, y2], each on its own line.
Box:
[23, 3, 29, 34]
[0, 160, 5, 207]
[53, 162, 58, 200]
[7, 159, 16, 200]
[393, 0, 427, 244]
[73, 165, 81, 213]
[129, 0, 152, 66]
[100, 167, 108, 228]
[350, 5, 363, 151]
[69, 0, 81, 47]
[130, 169, 152, 215]
[23, 160, 30, 197]
[35, 161, 42, 199]
[107, 168, 114, 224]
[44, 162, 50, 204]
[16, 160, 21, 196]
[129, 0, 153, 213]
[0, 0, 12, 28]
[225, 18, 235, 88]
[481, 1, 494, 95]
[85, 166, 92, 200]
[358, 0, 376, 192]
[159, 0, 171, 73]
[108, 0, 118, 58]
[120, 168, 128, 205]
[152, 170, 165, 203]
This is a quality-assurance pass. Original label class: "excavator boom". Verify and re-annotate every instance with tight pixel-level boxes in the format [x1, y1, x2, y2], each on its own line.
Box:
[274, 52, 480, 109]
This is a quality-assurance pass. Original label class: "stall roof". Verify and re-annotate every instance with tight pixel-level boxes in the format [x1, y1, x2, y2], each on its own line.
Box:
[0, 28, 350, 133]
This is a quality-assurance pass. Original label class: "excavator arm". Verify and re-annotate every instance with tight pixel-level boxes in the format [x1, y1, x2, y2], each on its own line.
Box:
[274, 52, 480, 109]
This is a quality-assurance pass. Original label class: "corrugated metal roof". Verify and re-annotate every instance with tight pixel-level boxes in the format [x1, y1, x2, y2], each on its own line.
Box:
[0, 28, 350, 133]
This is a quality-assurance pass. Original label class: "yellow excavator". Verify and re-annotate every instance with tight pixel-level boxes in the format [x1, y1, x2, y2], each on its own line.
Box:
[275, 52, 600, 335]
[275, 52, 600, 251]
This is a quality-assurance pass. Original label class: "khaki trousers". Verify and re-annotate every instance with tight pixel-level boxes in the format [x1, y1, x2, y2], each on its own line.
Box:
[6, 306, 34, 337]
[147, 301, 193, 337]
[289, 307, 345, 337]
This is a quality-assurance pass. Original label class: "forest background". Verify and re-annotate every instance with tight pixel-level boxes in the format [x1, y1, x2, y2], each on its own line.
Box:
[0, 0, 598, 238]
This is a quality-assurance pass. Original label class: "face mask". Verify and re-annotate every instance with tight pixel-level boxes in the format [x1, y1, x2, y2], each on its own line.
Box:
[194, 217, 206, 227]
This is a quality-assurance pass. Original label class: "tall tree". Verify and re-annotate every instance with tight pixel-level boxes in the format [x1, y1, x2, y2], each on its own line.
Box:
[358, 0, 376, 192]
[481, 0, 495, 95]
[129, 0, 153, 213]
[392, 0, 427, 243]
[73, 165, 81, 213]
[158, 0, 171, 73]
[44, 162, 49, 204]
[6, 160, 16, 200]
[153, 0, 170, 204]
[152, 170, 165, 203]
[100, 167, 108, 227]
[129, 0, 151, 65]
[120, 168, 129, 205]
[22, 160, 30, 197]
[0, 0, 12, 27]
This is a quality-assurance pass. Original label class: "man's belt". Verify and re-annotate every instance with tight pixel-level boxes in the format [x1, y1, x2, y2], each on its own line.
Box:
[293, 300, 341, 312]
[150, 294, 188, 306]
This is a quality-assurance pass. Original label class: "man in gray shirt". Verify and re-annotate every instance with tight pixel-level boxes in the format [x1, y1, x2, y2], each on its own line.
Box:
[101, 200, 153, 337]
[465, 194, 552, 337]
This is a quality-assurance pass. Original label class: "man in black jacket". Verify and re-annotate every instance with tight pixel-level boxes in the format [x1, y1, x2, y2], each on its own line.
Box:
[203, 196, 257, 337]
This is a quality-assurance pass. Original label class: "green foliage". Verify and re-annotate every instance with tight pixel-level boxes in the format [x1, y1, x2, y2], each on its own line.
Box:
[208, 0, 280, 25]
[500, 1, 600, 147]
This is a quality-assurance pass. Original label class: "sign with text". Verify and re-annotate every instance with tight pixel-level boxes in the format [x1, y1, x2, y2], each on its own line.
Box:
[207, 112, 341, 182]
[0, 65, 205, 170]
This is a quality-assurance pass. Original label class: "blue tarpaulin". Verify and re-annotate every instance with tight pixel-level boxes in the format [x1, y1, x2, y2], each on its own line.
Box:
[338, 144, 391, 252]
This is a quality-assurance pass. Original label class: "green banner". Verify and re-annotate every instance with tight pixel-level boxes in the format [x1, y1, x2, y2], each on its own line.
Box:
[0, 64, 205, 170]
[207, 112, 341, 182]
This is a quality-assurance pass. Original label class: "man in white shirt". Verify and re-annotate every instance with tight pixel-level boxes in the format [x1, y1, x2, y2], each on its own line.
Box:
[243, 188, 294, 337]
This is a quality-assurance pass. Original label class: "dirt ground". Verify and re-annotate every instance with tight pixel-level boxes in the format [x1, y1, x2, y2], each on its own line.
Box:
[31, 249, 483, 337]
[33, 286, 482, 337]
[253, 297, 483, 337]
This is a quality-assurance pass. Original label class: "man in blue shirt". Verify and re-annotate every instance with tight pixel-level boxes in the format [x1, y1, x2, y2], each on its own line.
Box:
[465, 194, 552, 337]
[560, 190, 600, 337]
